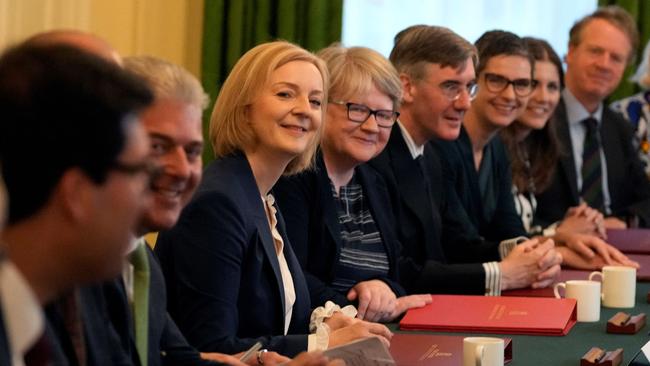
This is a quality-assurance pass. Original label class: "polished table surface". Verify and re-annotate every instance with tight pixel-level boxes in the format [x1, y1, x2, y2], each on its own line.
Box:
[394, 281, 650, 365]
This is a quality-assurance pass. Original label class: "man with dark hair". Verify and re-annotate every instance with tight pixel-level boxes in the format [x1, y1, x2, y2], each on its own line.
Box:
[434, 30, 536, 242]
[535, 5, 650, 228]
[0, 43, 153, 364]
[435, 30, 636, 270]
[369, 25, 561, 296]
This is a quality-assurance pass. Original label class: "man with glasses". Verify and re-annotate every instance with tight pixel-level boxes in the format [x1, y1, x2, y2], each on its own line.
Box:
[434, 30, 536, 244]
[369, 25, 561, 296]
[0, 42, 153, 364]
[535, 6, 650, 229]
[436, 30, 636, 273]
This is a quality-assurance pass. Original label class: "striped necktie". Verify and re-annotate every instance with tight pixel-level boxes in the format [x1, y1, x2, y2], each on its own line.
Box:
[580, 117, 604, 210]
[60, 290, 85, 366]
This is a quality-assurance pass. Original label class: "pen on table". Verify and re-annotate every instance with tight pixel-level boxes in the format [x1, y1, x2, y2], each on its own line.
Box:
[239, 341, 263, 362]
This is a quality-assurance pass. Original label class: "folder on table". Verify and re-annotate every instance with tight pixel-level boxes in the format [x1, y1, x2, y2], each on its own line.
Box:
[606, 228, 650, 254]
[389, 333, 513, 365]
[399, 295, 576, 336]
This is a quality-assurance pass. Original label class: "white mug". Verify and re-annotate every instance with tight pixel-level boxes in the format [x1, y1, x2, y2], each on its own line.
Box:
[553, 280, 600, 322]
[463, 337, 504, 366]
[589, 266, 636, 308]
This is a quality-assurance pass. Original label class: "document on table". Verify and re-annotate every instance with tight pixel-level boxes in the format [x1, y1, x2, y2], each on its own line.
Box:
[323, 337, 395, 366]
[641, 339, 650, 361]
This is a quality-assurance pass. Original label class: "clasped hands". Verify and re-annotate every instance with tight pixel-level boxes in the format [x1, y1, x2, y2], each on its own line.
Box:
[345, 279, 432, 323]
[555, 204, 639, 270]
[500, 238, 562, 290]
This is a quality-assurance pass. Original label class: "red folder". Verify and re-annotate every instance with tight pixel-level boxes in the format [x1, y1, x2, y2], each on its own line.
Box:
[390, 333, 513, 365]
[606, 228, 650, 254]
[399, 295, 577, 336]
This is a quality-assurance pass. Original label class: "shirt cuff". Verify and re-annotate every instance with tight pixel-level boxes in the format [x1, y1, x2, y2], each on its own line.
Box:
[483, 261, 501, 296]
[498, 236, 529, 259]
[542, 222, 559, 237]
[309, 301, 357, 333]
[307, 323, 330, 351]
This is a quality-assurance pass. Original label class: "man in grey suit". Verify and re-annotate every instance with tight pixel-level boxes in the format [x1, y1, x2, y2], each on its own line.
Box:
[535, 6, 650, 229]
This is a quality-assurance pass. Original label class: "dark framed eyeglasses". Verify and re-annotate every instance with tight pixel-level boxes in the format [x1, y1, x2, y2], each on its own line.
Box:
[330, 101, 399, 128]
[110, 160, 162, 185]
[483, 73, 534, 96]
[439, 81, 479, 101]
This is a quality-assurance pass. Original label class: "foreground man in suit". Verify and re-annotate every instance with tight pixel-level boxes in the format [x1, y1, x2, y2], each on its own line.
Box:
[535, 5, 650, 228]
[0, 171, 9, 365]
[369, 25, 561, 296]
[0, 42, 153, 365]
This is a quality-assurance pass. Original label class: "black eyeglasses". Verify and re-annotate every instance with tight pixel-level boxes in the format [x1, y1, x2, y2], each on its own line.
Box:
[111, 160, 162, 185]
[330, 101, 399, 128]
[483, 73, 534, 96]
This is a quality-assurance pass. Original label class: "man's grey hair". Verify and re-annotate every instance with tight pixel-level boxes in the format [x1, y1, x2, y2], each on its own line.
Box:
[124, 55, 209, 109]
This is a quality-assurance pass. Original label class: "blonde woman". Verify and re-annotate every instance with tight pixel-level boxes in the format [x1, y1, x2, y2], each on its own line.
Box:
[155, 41, 391, 361]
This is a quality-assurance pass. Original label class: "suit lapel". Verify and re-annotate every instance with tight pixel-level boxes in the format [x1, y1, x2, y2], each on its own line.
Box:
[234, 154, 288, 324]
[252, 200, 287, 321]
[386, 127, 436, 257]
[315, 156, 345, 261]
[457, 128, 484, 222]
[601, 108, 621, 197]
[555, 100, 580, 201]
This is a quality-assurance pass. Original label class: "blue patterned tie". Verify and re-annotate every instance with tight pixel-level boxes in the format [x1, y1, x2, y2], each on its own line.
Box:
[581, 117, 604, 210]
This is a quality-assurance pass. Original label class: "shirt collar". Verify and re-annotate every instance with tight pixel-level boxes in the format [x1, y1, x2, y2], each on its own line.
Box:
[397, 121, 424, 159]
[563, 88, 603, 126]
[0, 259, 44, 360]
[126, 235, 142, 255]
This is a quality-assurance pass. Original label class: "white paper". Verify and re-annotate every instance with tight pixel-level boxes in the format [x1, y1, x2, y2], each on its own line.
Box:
[323, 337, 395, 366]
[641, 339, 650, 361]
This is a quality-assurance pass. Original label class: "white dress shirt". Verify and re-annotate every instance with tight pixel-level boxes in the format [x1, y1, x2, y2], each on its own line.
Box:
[0, 259, 44, 366]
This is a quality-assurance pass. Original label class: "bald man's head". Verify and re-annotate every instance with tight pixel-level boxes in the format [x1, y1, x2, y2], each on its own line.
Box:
[25, 29, 121, 64]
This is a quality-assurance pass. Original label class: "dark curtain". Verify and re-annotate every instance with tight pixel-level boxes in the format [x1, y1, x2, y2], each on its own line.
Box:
[598, 0, 650, 102]
[200, 0, 343, 162]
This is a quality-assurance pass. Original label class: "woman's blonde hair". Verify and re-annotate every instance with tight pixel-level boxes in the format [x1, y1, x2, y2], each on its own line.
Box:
[318, 44, 402, 110]
[209, 41, 328, 175]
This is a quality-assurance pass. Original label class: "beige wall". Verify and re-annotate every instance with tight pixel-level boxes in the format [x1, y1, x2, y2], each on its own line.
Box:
[0, 0, 204, 77]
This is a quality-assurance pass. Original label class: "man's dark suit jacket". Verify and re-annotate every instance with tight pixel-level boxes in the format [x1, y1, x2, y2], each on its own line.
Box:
[0, 300, 11, 365]
[535, 98, 650, 227]
[433, 127, 528, 242]
[45, 286, 133, 366]
[156, 152, 311, 357]
[103, 245, 217, 366]
[367, 125, 489, 295]
[274, 153, 406, 307]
